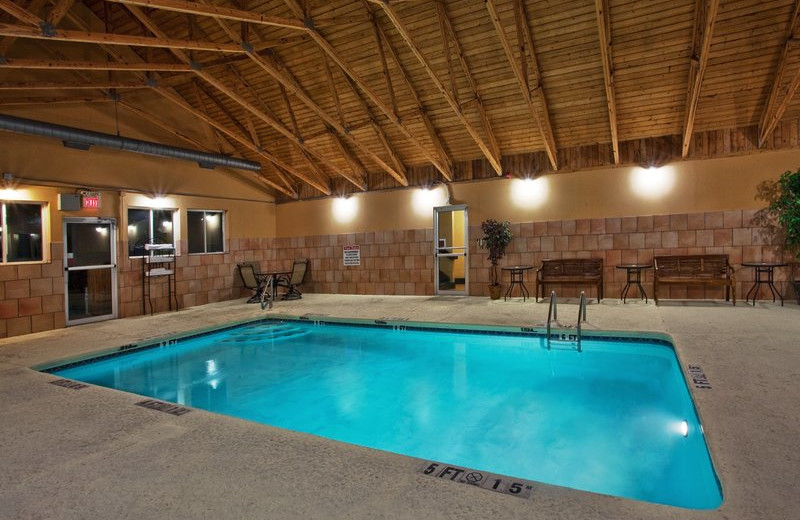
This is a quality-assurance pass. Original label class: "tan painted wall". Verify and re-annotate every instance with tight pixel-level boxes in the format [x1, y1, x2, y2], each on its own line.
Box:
[277, 149, 800, 236]
[1, 104, 275, 205]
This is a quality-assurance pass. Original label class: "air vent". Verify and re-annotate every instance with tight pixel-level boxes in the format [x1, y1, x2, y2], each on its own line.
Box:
[49, 379, 88, 390]
[135, 399, 191, 416]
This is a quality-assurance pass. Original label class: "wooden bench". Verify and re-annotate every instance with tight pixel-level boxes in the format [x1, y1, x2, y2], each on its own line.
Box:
[653, 255, 736, 305]
[535, 258, 604, 302]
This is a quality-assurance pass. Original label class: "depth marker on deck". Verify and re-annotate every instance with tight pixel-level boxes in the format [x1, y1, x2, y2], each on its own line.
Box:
[687, 365, 712, 389]
[419, 461, 534, 499]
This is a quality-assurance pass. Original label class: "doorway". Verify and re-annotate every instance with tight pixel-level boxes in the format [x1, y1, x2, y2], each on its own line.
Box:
[63, 218, 118, 326]
[434, 205, 468, 295]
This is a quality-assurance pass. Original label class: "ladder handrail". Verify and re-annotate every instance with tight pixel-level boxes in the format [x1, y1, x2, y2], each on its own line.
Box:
[546, 290, 557, 344]
[576, 291, 587, 352]
[546, 290, 586, 352]
[260, 274, 274, 310]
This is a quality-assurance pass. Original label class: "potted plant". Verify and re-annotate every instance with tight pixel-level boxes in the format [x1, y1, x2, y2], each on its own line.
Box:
[478, 219, 513, 299]
[756, 168, 800, 303]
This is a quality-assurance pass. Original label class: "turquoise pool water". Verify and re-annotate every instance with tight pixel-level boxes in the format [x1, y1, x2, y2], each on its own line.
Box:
[49, 320, 721, 509]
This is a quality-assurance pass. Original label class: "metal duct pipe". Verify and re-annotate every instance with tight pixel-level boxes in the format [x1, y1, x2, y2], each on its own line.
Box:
[0, 113, 261, 172]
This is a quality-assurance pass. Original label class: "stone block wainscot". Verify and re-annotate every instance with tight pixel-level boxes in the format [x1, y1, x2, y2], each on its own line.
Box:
[266, 210, 792, 302]
[0, 210, 792, 338]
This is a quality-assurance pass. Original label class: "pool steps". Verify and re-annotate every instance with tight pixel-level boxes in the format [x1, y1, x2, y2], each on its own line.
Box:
[222, 323, 310, 343]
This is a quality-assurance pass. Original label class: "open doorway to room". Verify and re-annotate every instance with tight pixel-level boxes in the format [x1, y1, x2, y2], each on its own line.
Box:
[434, 205, 468, 295]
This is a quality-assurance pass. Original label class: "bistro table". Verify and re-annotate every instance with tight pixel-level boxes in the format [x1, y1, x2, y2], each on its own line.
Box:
[742, 262, 788, 306]
[502, 265, 533, 301]
[262, 270, 291, 299]
[615, 264, 653, 303]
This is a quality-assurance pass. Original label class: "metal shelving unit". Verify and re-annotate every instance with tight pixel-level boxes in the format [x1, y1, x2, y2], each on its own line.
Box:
[142, 243, 179, 315]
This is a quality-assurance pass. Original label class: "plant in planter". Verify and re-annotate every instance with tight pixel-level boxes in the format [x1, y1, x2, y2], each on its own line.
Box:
[478, 219, 513, 299]
[756, 168, 800, 303]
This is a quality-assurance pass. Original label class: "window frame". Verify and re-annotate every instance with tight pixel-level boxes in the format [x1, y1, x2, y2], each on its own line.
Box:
[126, 206, 178, 258]
[187, 209, 226, 255]
[0, 200, 48, 264]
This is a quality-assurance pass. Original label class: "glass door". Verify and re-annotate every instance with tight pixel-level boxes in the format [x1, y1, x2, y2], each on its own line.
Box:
[434, 205, 468, 295]
[64, 218, 118, 326]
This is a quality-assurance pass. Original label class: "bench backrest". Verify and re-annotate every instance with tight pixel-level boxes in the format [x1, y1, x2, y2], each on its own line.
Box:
[654, 255, 730, 277]
[540, 258, 603, 277]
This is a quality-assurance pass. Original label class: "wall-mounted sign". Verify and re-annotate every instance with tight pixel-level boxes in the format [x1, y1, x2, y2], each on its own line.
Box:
[81, 191, 101, 209]
[343, 245, 360, 266]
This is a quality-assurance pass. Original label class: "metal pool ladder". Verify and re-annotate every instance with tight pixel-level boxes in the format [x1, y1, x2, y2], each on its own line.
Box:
[546, 291, 587, 352]
[261, 275, 274, 310]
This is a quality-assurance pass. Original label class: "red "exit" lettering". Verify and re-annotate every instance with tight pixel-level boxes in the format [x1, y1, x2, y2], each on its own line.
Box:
[82, 197, 100, 208]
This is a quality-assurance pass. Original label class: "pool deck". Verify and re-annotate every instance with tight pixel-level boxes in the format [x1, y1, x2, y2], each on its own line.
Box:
[1, 294, 798, 520]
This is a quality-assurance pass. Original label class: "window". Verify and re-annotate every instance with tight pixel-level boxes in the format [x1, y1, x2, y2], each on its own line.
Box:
[127, 207, 176, 256]
[1, 202, 45, 263]
[187, 210, 224, 254]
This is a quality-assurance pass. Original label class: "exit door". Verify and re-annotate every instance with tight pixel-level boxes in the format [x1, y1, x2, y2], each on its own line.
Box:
[63, 218, 118, 326]
[434, 205, 468, 295]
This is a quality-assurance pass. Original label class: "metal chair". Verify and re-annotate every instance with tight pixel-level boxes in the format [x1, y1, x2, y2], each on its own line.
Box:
[237, 263, 269, 304]
[276, 259, 309, 300]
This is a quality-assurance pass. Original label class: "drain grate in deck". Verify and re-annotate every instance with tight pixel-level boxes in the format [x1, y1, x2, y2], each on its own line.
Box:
[135, 399, 191, 416]
[49, 379, 89, 390]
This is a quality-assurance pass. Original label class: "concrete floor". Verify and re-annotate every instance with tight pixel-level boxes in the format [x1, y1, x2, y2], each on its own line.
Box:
[1, 294, 798, 520]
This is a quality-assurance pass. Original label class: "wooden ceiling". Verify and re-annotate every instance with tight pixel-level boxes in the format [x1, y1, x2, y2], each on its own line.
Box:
[1, 0, 799, 200]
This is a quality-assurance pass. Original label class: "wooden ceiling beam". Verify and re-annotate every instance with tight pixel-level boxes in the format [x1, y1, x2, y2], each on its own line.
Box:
[198, 2, 368, 190]
[125, 4, 343, 193]
[0, 0, 51, 55]
[758, 0, 800, 147]
[46, 0, 75, 26]
[338, 66, 408, 182]
[370, 0, 502, 174]
[0, 23, 245, 53]
[0, 0, 42, 27]
[0, 81, 149, 90]
[53, 4, 292, 198]
[0, 95, 112, 105]
[364, 1, 397, 119]
[104, 0, 305, 30]
[119, 100, 280, 197]
[487, 0, 558, 170]
[594, 0, 620, 164]
[436, 1, 458, 107]
[0, 58, 193, 72]
[328, 130, 368, 185]
[155, 86, 323, 195]
[681, 0, 720, 158]
[284, 0, 446, 182]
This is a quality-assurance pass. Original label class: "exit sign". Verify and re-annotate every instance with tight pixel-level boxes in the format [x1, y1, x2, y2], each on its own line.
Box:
[81, 192, 101, 209]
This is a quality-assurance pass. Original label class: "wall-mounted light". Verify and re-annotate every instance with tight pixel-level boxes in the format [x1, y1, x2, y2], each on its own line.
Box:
[412, 183, 449, 216]
[332, 195, 358, 223]
[630, 165, 676, 199]
[510, 177, 549, 209]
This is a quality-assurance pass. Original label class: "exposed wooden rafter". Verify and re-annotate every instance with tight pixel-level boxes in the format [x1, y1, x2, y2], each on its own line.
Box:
[103, 0, 305, 30]
[123, 4, 345, 194]
[369, 0, 503, 174]
[0, 95, 112, 105]
[594, 0, 620, 164]
[0, 81, 149, 90]
[201, 4, 368, 190]
[487, 0, 558, 170]
[0, 0, 58, 55]
[0, 23, 246, 53]
[46, 0, 76, 26]
[41, 2, 294, 197]
[0, 0, 42, 27]
[758, 0, 800, 147]
[119, 101, 279, 197]
[682, 0, 720, 158]
[0, 58, 193, 72]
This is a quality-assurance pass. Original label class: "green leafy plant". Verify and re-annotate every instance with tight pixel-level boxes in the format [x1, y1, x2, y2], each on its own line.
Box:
[479, 219, 513, 286]
[757, 169, 800, 262]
